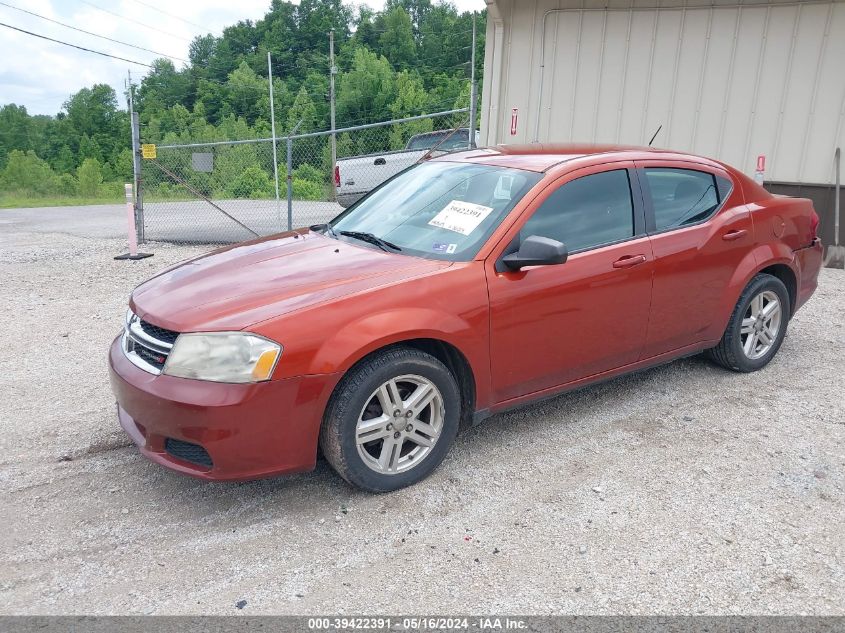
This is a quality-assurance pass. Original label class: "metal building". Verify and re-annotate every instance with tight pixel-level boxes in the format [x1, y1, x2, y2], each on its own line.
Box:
[480, 0, 844, 251]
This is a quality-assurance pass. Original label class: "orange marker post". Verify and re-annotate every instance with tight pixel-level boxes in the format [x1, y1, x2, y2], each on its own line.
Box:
[114, 183, 153, 261]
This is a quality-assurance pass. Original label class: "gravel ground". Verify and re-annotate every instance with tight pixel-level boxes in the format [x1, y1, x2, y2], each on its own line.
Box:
[0, 227, 843, 616]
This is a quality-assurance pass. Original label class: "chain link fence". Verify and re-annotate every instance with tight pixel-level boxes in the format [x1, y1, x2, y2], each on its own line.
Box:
[139, 109, 471, 244]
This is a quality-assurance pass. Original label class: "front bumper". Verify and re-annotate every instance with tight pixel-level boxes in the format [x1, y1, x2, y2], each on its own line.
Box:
[108, 335, 339, 481]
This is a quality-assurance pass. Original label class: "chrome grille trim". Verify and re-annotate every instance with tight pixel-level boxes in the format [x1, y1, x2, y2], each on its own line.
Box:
[128, 320, 173, 354]
[122, 311, 178, 375]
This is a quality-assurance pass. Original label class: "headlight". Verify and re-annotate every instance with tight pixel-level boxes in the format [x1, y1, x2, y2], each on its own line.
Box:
[163, 333, 282, 383]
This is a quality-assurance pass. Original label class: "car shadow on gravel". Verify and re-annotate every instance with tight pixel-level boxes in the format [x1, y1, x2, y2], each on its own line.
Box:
[113, 353, 724, 524]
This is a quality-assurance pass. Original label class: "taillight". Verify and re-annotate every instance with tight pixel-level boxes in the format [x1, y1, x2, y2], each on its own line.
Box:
[810, 210, 819, 239]
[334, 165, 340, 187]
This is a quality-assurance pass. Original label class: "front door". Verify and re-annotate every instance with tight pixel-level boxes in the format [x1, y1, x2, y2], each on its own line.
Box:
[486, 164, 655, 403]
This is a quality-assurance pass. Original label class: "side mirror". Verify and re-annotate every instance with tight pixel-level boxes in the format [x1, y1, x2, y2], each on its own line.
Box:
[502, 235, 568, 271]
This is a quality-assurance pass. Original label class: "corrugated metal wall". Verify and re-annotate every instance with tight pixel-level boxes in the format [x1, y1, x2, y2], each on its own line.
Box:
[481, 0, 845, 185]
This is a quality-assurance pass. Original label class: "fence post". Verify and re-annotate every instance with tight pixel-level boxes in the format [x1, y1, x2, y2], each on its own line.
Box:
[286, 136, 293, 231]
[329, 29, 338, 200]
[268, 51, 282, 231]
[286, 119, 303, 232]
[130, 110, 145, 244]
[469, 12, 478, 148]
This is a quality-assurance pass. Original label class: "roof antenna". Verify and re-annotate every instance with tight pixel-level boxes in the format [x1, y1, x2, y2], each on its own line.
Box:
[648, 124, 663, 147]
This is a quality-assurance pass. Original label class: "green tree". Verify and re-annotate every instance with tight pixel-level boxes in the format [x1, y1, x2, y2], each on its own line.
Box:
[379, 7, 417, 69]
[287, 86, 317, 133]
[0, 150, 59, 194]
[227, 62, 267, 126]
[137, 59, 191, 112]
[386, 0, 432, 35]
[336, 47, 396, 125]
[52, 145, 76, 173]
[389, 72, 433, 148]
[228, 165, 272, 198]
[77, 158, 103, 196]
[189, 34, 216, 69]
[113, 148, 134, 182]
[78, 134, 103, 163]
[0, 105, 34, 167]
[63, 85, 120, 141]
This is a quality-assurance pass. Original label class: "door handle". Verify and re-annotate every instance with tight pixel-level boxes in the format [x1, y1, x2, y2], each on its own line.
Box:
[612, 254, 647, 269]
[374, 157, 387, 166]
[722, 229, 748, 241]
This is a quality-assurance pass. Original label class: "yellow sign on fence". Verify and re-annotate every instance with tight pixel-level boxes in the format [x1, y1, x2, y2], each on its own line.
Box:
[141, 144, 157, 159]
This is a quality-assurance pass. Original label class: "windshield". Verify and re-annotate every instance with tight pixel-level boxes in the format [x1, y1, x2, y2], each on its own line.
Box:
[329, 161, 542, 261]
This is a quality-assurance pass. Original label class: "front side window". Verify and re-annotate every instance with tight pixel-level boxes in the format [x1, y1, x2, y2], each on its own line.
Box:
[644, 168, 720, 231]
[330, 161, 542, 261]
[519, 169, 635, 253]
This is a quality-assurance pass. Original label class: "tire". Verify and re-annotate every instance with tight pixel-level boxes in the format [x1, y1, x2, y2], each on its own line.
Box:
[707, 273, 791, 372]
[319, 346, 461, 492]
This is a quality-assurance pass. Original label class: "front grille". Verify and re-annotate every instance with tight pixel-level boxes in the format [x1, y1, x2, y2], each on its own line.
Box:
[127, 338, 167, 370]
[138, 319, 179, 345]
[165, 438, 213, 469]
[122, 311, 179, 375]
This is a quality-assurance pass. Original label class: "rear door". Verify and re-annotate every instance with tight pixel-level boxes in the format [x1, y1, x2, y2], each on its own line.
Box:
[635, 160, 750, 358]
[486, 163, 654, 403]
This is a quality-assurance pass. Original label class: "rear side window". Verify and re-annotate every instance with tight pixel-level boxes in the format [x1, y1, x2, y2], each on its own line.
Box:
[520, 169, 635, 253]
[644, 168, 720, 231]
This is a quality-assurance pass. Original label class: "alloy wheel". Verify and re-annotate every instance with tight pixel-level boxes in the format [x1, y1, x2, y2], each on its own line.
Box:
[740, 290, 782, 360]
[355, 374, 444, 474]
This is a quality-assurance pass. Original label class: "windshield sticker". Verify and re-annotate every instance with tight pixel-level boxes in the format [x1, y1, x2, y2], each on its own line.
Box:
[428, 200, 494, 236]
[432, 242, 459, 254]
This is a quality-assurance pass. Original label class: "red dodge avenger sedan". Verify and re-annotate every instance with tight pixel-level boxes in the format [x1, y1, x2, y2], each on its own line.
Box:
[109, 144, 823, 491]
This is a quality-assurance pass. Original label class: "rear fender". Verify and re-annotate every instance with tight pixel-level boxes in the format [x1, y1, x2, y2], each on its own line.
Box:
[707, 244, 796, 341]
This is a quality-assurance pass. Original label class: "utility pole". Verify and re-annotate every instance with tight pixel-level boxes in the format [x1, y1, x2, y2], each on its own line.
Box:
[268, 51, 281, 230]
[469, 12, 478, 149]
[127, 69, 144, 243]
[329, 29, 337, 198]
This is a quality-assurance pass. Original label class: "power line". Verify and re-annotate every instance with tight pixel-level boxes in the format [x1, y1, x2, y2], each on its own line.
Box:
[0, 21, 153, 67]
[77, 0, 189, 42]
[127, 0, 205, 31]
[0, 0, 186, 63]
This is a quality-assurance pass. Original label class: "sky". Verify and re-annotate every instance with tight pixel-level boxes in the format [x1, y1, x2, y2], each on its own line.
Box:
[0, 0, 485, 115]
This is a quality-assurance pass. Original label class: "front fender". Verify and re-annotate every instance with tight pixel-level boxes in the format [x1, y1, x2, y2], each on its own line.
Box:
[252, 262, 493, 408]
[306, 307, 490, 408]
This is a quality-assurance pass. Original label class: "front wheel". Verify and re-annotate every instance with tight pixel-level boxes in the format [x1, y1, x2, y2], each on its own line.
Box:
[319, 346, 461, 492]
[707, 273, 791, 372]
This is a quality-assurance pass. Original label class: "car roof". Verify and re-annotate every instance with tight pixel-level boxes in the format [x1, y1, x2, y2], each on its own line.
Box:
[433, 143, 722, 173]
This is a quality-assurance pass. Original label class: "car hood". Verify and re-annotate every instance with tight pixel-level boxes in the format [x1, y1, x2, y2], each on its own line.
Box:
[130, 230, 451, 331]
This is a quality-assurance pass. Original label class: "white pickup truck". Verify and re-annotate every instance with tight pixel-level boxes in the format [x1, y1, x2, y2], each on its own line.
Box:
[334, 128, 479, 208]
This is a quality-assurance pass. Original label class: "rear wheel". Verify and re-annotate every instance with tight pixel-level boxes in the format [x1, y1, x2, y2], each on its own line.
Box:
[707, 273, 790, 372]
[320, 346, 461, 492]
